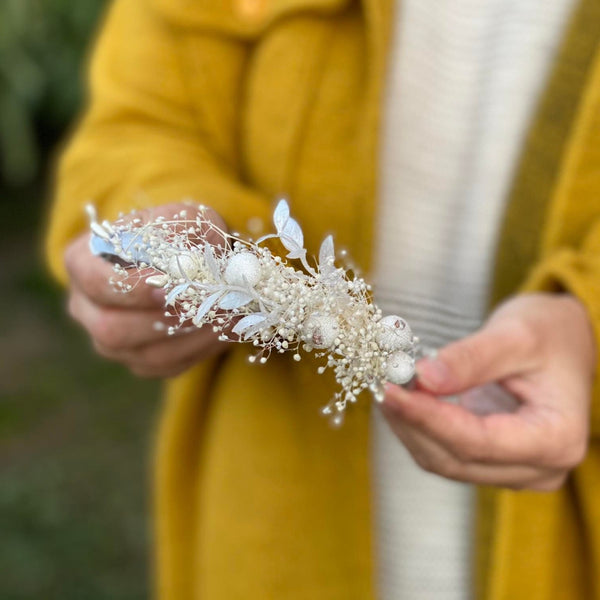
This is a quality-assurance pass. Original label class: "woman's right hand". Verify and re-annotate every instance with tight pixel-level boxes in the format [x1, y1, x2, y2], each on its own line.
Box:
[64, 203, 228, 378]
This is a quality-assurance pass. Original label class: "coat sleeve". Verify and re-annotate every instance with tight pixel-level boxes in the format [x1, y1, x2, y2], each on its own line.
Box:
[45, 0, 271, 284]
[523, 224, 600, 437]
[521, 47, 600, 438]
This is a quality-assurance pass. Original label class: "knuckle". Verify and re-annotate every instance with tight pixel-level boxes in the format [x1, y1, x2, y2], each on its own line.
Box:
[545, 421, 589, 469]
[92, 340, 122, 361]
[92, 340, 111, 359]
[505, 482, 527, 492]
[416, 453, 460, 480]
[453, 445, 474, 463]
[137, 346, 185, 375]
[438, 458, 463, 480]
[67, 294, 80, 320]
[81, 269, 108, 301]
[63, 241, 81, 276]
[92, 314, 126, 350]
[503, 318, 539, 356]
[530, 475, 566, 492]
[413, 452, 435, 474]
[561, 439, 588, 470]
[64, 236, 92, 282]
[451, 342, 480, 382]
[130, 365, 158, 379]
[137, 346, 166, 371]
[130, 361, 181, 379]
[453, 442, 486, 464]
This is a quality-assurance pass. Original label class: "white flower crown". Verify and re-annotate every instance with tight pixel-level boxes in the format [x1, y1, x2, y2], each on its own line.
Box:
[88, 200, 421, 425]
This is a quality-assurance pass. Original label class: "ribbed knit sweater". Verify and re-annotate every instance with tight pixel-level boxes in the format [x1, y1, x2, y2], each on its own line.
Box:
[372, 1, 575, 598]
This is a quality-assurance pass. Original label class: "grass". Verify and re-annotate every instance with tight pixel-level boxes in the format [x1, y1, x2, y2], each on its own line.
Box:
[0, 186, 160, 599]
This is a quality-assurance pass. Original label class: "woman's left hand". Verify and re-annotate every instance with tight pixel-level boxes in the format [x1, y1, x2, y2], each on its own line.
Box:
[381, 293, 597, 491]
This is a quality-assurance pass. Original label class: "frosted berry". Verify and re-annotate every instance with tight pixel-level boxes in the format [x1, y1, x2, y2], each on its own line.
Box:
[376, 315, 413, 351]
[302, 314, 339, 349]
[224, 252, 262, 287]
[384, 350, 415, 385]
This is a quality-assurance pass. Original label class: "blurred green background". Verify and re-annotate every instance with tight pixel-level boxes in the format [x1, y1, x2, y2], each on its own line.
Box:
[0, 1, 160, 598]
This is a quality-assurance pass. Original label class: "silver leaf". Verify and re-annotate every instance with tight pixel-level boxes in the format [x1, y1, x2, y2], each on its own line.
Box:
[165, 283, 190, 306]
[90, 221, 111, 241]
[286, 248, 307, 260]
[204, 244, 221, 279]
[218, 291, 254, 310]
[273, 198, 290, 233]
[118, 231, 154, 265]
[89, 234, 117, 257]
[192, 291, 222, 326]
[232, 313, 267, 337]
[280, 217, 304, 252]
[318, 235, 335, 271]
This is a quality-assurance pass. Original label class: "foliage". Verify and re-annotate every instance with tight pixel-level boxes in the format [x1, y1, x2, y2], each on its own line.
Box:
[0, 240, 158, 599]
[0, 0, 106, 187]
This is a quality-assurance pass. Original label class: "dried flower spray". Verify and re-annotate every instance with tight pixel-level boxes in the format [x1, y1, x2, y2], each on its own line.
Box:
[88, 200, 420, 426]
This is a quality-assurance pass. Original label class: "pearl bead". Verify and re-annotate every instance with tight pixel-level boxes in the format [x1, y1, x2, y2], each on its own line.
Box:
[145, 274, 168, 288]
[376, 315, 413, 351]
[224, 252, 262, 287]
[384, 351, 415, 385]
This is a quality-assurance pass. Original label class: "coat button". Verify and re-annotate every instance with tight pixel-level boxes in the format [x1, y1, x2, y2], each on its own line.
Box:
[237, 0, 266, 20]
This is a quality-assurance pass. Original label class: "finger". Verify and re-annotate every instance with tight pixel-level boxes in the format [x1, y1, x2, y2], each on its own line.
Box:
[380, 406, 564, 490]
[128, 352, 209, 379]
[94, 322, 222, 374]
[416, 318, 540, 396]
[68, 289, 175, 349]
[65, 234, 163, 309]
[383, 384, 564, 467]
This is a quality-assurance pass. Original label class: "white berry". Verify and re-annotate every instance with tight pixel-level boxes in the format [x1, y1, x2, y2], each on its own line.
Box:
[224, 252, 262, 287]
[376, 315, 413, 351]
[302, 314, 339, 349]
[167, 252, 202, 280]
[384, 351, 415, 385]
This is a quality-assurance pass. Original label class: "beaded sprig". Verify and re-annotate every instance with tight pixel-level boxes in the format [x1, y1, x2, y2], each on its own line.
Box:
[88, 200, 420, 425]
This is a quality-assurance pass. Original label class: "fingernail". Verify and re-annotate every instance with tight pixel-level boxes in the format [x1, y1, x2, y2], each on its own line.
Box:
[416, 358, 451, 390]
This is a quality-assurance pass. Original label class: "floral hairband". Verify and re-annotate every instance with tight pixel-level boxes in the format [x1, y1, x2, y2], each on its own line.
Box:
[88, 200, 421, 425]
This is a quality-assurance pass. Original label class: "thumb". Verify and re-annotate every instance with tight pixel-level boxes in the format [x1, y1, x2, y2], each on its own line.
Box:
[416, 320, 537, 395]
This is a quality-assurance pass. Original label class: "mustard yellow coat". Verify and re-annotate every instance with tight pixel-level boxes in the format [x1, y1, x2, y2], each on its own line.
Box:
[47, 0, 600, 598]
